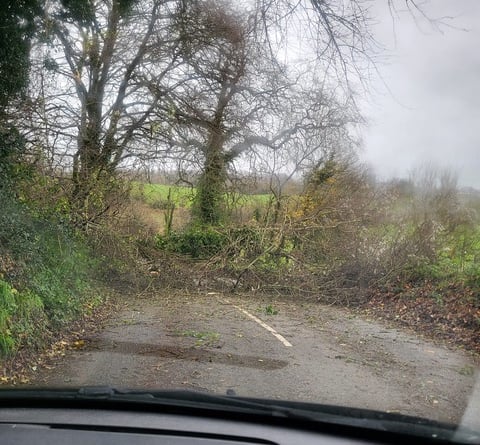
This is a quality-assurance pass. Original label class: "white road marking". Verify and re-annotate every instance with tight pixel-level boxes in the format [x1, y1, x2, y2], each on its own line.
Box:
[228, 301, 292, 347]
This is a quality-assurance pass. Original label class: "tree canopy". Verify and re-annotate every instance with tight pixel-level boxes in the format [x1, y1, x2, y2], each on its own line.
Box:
[8, 0, 440, 225]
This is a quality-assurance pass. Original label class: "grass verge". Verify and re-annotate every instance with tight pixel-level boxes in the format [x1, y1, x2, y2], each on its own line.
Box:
[0, 188, 103, 362]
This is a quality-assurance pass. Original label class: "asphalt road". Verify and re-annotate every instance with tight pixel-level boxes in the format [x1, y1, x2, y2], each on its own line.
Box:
[37, 291, 479, 425]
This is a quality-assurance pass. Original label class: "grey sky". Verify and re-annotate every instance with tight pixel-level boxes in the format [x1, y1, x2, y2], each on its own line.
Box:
[360, 0, 480, 188]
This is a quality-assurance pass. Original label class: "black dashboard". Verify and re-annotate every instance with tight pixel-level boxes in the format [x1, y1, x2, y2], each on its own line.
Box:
[0, 406, 462, 445]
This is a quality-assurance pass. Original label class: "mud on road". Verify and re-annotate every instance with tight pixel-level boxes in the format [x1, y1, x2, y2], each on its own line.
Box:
[36, 290, 479, 425]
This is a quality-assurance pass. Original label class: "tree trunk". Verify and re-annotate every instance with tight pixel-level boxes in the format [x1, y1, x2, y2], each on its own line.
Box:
[194, 128, 227, 226]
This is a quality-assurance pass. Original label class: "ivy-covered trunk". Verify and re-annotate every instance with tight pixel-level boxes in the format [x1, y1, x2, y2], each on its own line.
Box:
[194, 128, 227, 226]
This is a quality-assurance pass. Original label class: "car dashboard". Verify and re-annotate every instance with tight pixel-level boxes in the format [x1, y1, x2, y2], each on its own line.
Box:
[0, 405, 467, 445]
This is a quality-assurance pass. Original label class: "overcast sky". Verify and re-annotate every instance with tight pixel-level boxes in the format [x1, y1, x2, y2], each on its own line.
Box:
[360, 0, 480, 188]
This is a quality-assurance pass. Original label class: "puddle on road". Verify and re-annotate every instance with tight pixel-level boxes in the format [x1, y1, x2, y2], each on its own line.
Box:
[90, 339, 288, 370]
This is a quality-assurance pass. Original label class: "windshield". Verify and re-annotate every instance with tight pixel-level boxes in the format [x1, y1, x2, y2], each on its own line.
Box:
[0, 0, 479, 438]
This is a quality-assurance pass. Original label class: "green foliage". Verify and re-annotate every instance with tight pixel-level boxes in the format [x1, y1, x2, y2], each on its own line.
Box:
[69, 172, 130, 228]
[223, 226, 293, 271]
[59, 0, 96, 25]
[27, 224, 95, 325]
[0, 0, 39, 108]
[59, 0, 136, 25]
[155, 224, 293, 273]
[0, 187, 98, 356]
[264, 305, 278, 315]
[0, 188, 39, 258]
[0, 124, 28, 190]
[0, 280, 17, 355]
[0, 279, 48, 356]
[193, 173, 226, 226]
[405, 224, 480, 289]
[156, 227, 227, 258]
[13, 173, 73, 226]
[307, 159, 338, 188]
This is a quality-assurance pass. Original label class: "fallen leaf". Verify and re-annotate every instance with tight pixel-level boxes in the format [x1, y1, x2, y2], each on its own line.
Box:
[73, 340, 85, 348]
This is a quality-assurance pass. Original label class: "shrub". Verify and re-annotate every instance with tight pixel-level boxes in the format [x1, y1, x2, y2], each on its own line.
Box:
[155, 224, 293, 273]
[156, 227, 227, 258]
[0, 187, 98, 355]
[0, 280, 16, 355]
[0, 279, 48, 356]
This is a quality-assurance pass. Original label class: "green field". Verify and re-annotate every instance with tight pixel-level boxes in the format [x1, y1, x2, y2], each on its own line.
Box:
[131, 182, 196, 208]
[131, 182, 273, 209]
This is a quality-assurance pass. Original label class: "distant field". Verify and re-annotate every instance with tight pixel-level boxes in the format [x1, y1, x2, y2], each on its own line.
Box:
[131, 182, 273, 209]
[226, 191, 273, 208]
[131, 182, 196, 208]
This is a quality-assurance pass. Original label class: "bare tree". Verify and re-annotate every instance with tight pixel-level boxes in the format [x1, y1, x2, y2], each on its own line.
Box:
[18, 0, 444, 227]
[255, 0, 451, 96]
[23, 0, 184, 223]
[152, 0, 360, 225]
[148, 0, 285, 224]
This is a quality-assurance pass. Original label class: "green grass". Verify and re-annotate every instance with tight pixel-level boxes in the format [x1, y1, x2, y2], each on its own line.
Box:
[0, 281, 48, 355]
[263, 305, 279, 315]
[0, 188, 100, 357]
[179, 330, 220, 346]
[131, 182, 272, 209]
[225, 191, 273, 207]
[131, 182, 195, 208]
[429, 225, 480, 286]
